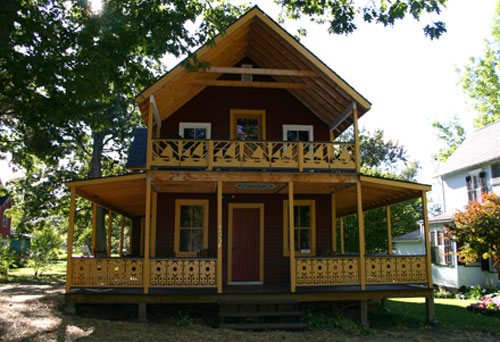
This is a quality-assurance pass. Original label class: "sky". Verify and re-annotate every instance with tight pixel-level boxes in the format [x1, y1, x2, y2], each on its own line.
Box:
[0, 0, 498, 187]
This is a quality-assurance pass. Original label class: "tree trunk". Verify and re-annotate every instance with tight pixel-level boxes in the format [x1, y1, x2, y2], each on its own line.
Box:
[90, 130, 107, 257]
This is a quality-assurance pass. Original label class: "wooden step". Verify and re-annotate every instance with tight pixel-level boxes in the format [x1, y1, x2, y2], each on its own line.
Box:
[219, 310, 303, 318]
[220, 322, 308, 330]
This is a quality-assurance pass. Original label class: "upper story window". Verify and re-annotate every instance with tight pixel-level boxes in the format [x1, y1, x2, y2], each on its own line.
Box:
[179, 122, 211, 139]
[283, 125, 314, 142]
[466, 171, 487, 202]
[491, 162, 500, 184]
[2, 215, 7, 228]
[230, 109, 266, 140]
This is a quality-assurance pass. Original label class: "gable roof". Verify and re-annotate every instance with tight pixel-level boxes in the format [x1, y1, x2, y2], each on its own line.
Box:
[0, 194, 9, 207]
[438, 120, 500, 176]
[135, 6, 371, 136]
[393, 229, 421, 242]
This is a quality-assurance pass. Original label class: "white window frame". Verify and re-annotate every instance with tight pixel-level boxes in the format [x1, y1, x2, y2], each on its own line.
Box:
[282, 125, 314, 142]
[179, 122, 212, 139]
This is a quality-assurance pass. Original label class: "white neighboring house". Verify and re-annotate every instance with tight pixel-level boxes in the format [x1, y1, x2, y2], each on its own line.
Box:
[394, 121, 500, 290]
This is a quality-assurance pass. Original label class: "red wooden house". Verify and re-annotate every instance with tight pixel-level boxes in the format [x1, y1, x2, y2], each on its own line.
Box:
[0, 179, 12, 238]
[64, 7, 434, 326]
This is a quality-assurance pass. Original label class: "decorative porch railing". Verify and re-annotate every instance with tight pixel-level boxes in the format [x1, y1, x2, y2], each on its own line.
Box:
[151, 139, 356, 171]
[295, 255, 428, 286]
[71, 258, 144, 287]
[149, 258, 216, 287]
[70, 257, 217, 288]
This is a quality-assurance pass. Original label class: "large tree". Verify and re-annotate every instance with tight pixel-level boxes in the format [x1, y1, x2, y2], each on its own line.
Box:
[461, 1, 500, 128]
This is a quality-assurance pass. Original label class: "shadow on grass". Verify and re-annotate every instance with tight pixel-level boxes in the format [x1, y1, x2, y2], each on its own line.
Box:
[370, 299, 500, 333]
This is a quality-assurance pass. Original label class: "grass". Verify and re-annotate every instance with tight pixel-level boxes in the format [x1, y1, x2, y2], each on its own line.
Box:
[0, 259, 66, 284]
[369, 297, 500, 334]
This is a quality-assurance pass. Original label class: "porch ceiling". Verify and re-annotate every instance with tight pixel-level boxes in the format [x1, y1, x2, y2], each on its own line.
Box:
[65, 172, 430, 219]
[135, 7, 371, 137]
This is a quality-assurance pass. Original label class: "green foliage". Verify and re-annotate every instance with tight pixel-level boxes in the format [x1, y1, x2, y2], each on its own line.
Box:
[432, 117, 466, 162]
[27, 224, 64, 277]
[0, 236, 15, 275]
[276, 0, 448, 39]
[447, 192, 500, 272]
[460, 2, 500, 128]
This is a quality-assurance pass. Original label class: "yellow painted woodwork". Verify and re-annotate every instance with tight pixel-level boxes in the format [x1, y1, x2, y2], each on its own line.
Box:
[288, 181, 296, 293]
[365, 256, 427, 284]
[91, 202, 97, 255]
[150, 139, 356, 171]
[149, 259, 216, 287]
[356, 182, 366, 291]
[129, 219, 134, 254]
[144, 178, 152, 294]
[205, 66, 319, 77]
[296, 257, 359, 286]
[283, 200, 316, 257]
[217, 181, 223, 293]
[386, 206, 392, 255]
[359, 175, 432, 191]
[421, 191, 433, 288]
[140, 218, 144, 257]
[353, 105, 361, 173]
[340, 217, 345, 254]
[227, 203, 265, 284]
[65, 188, 76, 293]
[151, 191, 158, 257]
[66, 173, 146, 188]
[174, 199, 209, 257]
[107, 210, 112, 257]
[190, 79, 312, 89]
[146, 97, 154, 169]
[71, 258, 144, 287]
[331, 194, 337, 253]
[120, 216, 125, 257]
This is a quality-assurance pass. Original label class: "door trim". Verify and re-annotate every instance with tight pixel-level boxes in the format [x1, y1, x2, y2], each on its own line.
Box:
[228, 203, 264, 284]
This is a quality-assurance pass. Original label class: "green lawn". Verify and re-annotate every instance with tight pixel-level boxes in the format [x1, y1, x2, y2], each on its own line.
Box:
[370, 297, 500, 333]
[1, 259, 67, 284]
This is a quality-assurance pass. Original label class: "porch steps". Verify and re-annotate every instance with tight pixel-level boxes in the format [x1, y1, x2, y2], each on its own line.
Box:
[218, 299, 307, 331]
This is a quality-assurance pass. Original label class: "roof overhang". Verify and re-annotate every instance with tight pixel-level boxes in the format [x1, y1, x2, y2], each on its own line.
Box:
[135, 6, 371, 137]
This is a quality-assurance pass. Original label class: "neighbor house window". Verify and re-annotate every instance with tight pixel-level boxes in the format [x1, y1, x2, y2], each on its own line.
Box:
[179, 122, 211, 139]
[283, 125, 314, 142]
[2, 215, 7, 228]
[466, 171, 487, 202]
[174, 200, 209, 257]
[431, 230, 452, 266]
[283, 200, 316, 256]
[491, 163, 500, 184]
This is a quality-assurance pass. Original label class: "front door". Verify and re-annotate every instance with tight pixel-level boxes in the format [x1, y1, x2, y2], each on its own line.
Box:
[230, 206, 261, 282]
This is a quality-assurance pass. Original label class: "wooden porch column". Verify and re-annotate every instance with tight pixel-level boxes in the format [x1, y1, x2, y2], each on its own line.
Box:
[288, 181, 296, 293]
[352, 103, 361, 173]
[129, 219, 134, 254]
[151, 191, 158, 257]
[357, 181, 367, 290]
[331, 193, 337, 253]
[146, 96, 154, 169]
[65, 188, 76, 293]
[340, 217, 345, 254]
[91, 202, 97, 255]
[119, 216, 125, 257]
[144, 178, 152, 294]
[386, 206, 392, 255]
[217, 181, 223, 293]
[421, 191, 433, 289]
[107, 210, 112, 257]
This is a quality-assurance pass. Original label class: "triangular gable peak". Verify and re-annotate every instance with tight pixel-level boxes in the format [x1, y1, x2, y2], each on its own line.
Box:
[136, 6, 371, 136]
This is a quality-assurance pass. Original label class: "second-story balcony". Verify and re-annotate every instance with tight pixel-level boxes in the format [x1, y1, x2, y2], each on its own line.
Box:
[150, 139, 356, 172]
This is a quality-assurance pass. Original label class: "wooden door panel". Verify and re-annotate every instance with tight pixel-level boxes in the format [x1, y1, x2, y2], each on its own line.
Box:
[232, 208, 260, 281]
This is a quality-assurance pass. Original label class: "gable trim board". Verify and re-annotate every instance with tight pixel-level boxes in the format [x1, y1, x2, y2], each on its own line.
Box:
[135, 6, 371, 136]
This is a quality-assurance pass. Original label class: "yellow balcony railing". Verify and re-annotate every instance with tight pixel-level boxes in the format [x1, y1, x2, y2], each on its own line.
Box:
[151, 139, 356, 171]
[295, 255, 428, 287]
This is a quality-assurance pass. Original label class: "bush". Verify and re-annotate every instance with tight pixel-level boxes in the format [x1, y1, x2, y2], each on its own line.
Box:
[0, 237, 15, 275]
[27, 225, 63, 277]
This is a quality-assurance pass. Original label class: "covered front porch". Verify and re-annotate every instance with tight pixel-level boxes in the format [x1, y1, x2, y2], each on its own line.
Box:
[65, 171, 433, 298]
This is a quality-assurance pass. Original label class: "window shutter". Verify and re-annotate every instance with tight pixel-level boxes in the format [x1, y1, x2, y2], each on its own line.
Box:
[444, 238, 453, 265]
[466, 176, 474, 201]
[479, 171, 488, 194]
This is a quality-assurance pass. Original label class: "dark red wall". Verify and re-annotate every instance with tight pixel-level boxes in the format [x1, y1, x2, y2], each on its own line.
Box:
[155, 193, 333, 285]
[0, 201, 11, 238]
[160, 86, 330, 141]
